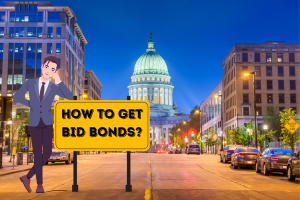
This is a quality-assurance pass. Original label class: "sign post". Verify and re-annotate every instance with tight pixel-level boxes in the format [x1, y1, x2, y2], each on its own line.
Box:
[12, 147, 16, 170]
[284, 118, 300, 152]
[54, 98, 150, 193]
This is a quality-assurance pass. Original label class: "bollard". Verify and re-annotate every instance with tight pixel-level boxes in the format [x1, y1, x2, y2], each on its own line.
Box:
[13, 155, 15, 169]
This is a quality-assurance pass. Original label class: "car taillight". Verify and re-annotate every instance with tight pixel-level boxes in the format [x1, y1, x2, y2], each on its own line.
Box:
[270, 157, 279, 161]
[226, 151, 231, 154]
[237, 154, 244, 157]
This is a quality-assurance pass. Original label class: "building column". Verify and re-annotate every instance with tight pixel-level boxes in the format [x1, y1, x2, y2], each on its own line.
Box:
[165, 88, 168, 105]
[169, 89, 172, 106]
[160, 88, 164, 104]
[143, 88, 147, 100]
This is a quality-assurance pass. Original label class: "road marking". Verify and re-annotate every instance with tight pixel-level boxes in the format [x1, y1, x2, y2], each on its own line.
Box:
[144, 189, 151, 200]
[147, 172, 150, 176]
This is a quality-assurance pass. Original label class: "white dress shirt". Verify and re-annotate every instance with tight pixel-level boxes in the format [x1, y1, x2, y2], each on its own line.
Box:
[39, 77, 61, 95]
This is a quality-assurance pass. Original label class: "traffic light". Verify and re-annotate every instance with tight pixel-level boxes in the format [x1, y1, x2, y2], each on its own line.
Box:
[0, 96, 13, 121]
[169, 140, 172, 144]
[191, 131, 195, 137]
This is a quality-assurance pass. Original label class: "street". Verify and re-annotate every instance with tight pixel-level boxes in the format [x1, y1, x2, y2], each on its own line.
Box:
[0, 153, 299, 200]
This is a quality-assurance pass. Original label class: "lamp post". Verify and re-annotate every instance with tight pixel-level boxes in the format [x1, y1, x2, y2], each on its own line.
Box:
[244, 72, 257, 148]
[263, 125, 268, 149]
[7, 121, 12, 156]
[195, 109, 203, 154]
[214, 94, 223, 151]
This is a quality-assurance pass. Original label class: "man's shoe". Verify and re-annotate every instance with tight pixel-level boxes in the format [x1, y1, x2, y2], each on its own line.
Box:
[36, 185, 44, 193]
[20, 175, 32, 193]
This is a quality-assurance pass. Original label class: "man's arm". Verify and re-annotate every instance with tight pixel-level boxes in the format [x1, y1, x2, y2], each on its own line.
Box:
[13, 80, 30, 107]
[56, 82, 73, 100]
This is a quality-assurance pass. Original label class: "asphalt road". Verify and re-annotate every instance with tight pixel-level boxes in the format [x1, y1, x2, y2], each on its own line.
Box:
[0, 152, 299, 200]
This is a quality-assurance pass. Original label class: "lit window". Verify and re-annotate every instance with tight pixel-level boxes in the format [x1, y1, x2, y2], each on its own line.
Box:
[277, 53, 283, 62]
[266, 53, 272, 62]
[56, 43, 61, 53]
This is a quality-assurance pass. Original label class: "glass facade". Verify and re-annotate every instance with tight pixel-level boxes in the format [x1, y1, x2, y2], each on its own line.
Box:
[48, 27, 53, 38]
[56, 27, 61, 37]
[37, 27, 42, 38]
[0, 12, 5, 22]
[10, 27, 25, 38]
[26, 44, 35, 81]
[56, 43, 61, 53]
[27, 27, 36, 37]
[10, 4, 43, 22]
[69, 50, 73, 92]
[36, 44, 42, 78]
[0, 44, 3, 94]
[47, 43, 52, 54]
[0, 27, 3, 37]
[48, 12, 67, 22]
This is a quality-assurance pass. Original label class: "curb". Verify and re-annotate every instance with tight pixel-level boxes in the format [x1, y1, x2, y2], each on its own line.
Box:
[0, 167, 32, 177]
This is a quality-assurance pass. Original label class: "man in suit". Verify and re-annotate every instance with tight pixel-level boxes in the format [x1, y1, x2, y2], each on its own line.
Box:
[13, 56, 73, 193]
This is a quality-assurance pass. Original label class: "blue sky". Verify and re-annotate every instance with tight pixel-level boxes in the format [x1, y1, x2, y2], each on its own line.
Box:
[3, 0, 299, 114]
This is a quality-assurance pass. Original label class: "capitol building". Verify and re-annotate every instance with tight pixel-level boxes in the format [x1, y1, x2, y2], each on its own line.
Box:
[128, 33, 189, 148]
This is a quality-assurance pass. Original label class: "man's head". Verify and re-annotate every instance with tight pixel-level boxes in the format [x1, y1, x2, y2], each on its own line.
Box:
[41, 56, 60, 80]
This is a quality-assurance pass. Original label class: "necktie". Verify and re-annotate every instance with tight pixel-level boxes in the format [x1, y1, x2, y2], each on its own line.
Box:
[40, 82, 45, 102]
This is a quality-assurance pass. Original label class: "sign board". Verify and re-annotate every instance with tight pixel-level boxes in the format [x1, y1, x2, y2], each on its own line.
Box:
[249, 129, 253, 136]
[284, 118, 300, 134]
[54, 100, 150, 151]
[266, 142, 269, 146]
[12, 147, 16, 155]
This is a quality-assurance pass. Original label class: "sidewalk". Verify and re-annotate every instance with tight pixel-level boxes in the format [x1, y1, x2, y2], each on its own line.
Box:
[0, 153, 33, 176]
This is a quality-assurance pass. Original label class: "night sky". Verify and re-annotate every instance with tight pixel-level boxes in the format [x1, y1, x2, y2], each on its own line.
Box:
[2, 0, 299, 114]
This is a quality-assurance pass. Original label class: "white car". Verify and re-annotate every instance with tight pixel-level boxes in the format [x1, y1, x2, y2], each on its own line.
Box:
[46, 149, 73, 165]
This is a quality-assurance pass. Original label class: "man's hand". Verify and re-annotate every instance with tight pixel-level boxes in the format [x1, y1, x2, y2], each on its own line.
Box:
[52, 73, 61, 84]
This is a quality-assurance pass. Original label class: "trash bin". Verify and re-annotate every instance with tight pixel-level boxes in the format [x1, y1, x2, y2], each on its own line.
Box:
[17, 152, 23, 165]
[28, 152, 34, 163]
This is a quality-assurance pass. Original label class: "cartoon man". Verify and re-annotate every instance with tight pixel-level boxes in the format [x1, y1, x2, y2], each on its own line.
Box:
[13, 56, 73, 193]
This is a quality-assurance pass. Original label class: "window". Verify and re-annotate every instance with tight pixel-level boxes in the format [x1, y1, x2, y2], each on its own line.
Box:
[267, 94, 273, 103]
[291, 107, 297, 113]
[266, 66, 272, 76]
[289, 66, 295, 76]
[0, 12, 5, 22]
[256, 107, 262, 116]
[278, 80, 284, 90]
[48, 27, 53, 38]
[277, 53, 283, 62]
[266, 53, 272, 62]
[267, 80, 273, 90]
[291, 94, 296, 103]
[9, 27, 14, 37]
[279, 94, 284, 103]
[27, 27, 36, 37]
[289, 53, 295, 62]
[48, 12, 67, 22]
[255, 53, 260, 62]
[255, 80, 261, 89]
[47, 43, 52, 54]
[255, 66, 261, 76]
[243, 94, 249, 103]
[242, 66, 248, 72]
[85, 79, 88, 85]
[0, 27, 3, 37]
[243, 107, 249, 116]
[56, 43, 61, 53]
[279, 107, 285, 112]
[290, 80, 296, 90]
[243, 80, 248, 89]
[278, 67, 284, 76]
[242, 53, 248, 62]
[10, 4, 42, 22]
[255, 94, 261, 103]
[56, 27, 61, 38]
[37, 27, 42, 38]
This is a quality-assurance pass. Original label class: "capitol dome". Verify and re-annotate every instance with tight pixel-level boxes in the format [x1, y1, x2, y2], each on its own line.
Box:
[133, 36, 169, 76]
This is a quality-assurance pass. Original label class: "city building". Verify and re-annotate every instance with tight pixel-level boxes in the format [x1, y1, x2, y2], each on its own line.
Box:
[84, 70, 102, 100]
[200, 81, 222, 153]
[127, 33, 189, 148]
[0, 1, 87, 145]
[222, 41, 299, 137]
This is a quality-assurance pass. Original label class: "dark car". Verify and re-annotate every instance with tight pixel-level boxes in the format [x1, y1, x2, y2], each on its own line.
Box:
[175, 149, 182, 154]
[287, 150, 300, 181]
[256, 148, 294, 176]
[220, 145, 243, 163]
[231, 147, 259, 169]
[168, 149, 174, 154]
[187, 144, 200, 155]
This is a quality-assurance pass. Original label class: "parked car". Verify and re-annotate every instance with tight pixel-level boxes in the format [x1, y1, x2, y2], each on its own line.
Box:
[256, 148, 294, 176]
[175, 149, 182, 154]
[187, 144, 200, 155]
[231, 147, 259, 169]
[287, 150, 300, 181]
[168, 149, 174, 154]
[220, 145, 243, 163]
[157, 149, 165, 154]
[46, 150, 73, 165]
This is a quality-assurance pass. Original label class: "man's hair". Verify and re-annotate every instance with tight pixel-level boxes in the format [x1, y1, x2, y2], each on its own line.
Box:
[43, 56, 60, 71]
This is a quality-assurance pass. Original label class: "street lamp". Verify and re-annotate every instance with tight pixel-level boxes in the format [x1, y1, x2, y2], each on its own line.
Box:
[244, 71, 257, 148]
[79, 93, 88, 100]
[7, 120, 12, 156]
[214, 94, 223, 151]
[263, 125, 268, 149]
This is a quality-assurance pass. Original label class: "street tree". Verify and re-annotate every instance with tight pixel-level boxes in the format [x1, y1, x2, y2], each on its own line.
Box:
[266, 130, 276, 148]
[224, 127, 232, 145]
[263, 105, 281, 140]
[231, 127, 241, 145]
[279, 108, 300, 149]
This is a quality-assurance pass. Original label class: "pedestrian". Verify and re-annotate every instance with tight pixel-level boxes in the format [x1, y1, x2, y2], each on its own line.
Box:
[14, 56, 73, 193]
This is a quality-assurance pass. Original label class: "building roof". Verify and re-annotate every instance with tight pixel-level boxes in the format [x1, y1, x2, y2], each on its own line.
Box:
[85, 70, 103, 88]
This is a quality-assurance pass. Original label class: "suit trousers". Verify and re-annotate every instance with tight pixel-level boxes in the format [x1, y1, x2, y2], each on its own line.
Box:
[27, 117, 53, 185]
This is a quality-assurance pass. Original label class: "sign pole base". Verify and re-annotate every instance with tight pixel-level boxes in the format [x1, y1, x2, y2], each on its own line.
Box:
[72, 185, 78, 192]
[126, 185, 132, 192]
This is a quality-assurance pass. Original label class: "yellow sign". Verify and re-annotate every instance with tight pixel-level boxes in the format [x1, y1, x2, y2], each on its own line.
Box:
[12, 147, 16, 155]
[284, 118, 300, 134]
[54, 100, 150, 151]
[249, 129, 253, 136]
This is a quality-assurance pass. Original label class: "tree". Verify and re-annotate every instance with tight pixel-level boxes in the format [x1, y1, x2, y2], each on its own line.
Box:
[240, 126, 249, 146]
[263, 105, 281, 140]
[207, 128, 216, 154]
[279, 108, 300, 149]
[188, 105, 200, 135]
[7, 119, 22, 161]
[231, 127, 242, 145]
[224, 127, 232, 145]
[266, 130, 276, 148]
[257, 131, 265, 151]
